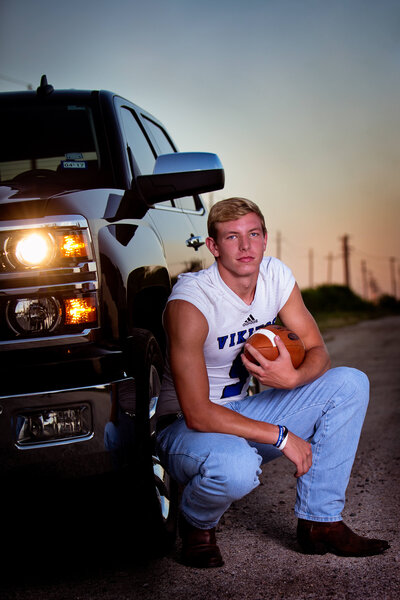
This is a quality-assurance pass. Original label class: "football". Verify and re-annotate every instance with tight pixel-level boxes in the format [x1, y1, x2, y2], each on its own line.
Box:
[244, 324, 305, 368]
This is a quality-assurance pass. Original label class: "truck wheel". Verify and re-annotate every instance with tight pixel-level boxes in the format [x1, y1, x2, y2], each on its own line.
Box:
[128, 329, 178, 552]
[247, 375, 260, 396]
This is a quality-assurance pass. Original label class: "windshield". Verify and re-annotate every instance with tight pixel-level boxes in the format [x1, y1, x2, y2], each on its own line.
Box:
[0, 104, 106, 191]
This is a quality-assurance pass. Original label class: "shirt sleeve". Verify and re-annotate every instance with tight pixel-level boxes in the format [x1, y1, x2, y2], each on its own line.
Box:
[167, 275, 212, 321]
[264, 257, 296, 313]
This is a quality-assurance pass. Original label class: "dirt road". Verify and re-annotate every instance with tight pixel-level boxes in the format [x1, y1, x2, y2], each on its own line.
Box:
[2, 316, 399, 599]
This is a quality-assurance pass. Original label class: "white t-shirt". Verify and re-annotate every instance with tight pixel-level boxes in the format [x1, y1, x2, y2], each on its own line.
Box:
[157, 256, 295, 416]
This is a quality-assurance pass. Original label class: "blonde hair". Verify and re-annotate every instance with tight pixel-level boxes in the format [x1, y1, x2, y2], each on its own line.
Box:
[207, 197, 267, 240]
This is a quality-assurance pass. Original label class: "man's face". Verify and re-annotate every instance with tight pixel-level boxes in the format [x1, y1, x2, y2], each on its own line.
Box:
[206, 212, 267, 279]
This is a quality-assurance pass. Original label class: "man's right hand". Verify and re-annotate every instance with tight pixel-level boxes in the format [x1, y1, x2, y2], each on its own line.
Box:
[281, 432, 312, 478]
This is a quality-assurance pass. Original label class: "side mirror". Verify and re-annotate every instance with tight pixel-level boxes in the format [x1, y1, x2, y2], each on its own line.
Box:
[137, 152, 224, 204]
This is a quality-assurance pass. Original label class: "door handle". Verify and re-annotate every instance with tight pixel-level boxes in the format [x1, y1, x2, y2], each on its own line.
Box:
[186, 234, 205, 251]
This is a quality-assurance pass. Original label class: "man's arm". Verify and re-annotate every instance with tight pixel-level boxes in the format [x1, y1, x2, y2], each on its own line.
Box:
[166, 298, 280, 441]
[242, 283, 330, 390]
[165, 298, 312, 477]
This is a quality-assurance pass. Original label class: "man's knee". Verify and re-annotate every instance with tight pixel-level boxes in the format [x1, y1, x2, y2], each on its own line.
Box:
[205, 445, 262, 502]
[327, 366, 369, 408]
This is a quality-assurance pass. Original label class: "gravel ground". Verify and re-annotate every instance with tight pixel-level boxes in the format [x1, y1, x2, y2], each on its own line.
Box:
[1, 316, 399, 599]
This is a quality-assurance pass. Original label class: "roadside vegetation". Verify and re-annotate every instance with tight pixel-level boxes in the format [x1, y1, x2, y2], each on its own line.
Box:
[300, 285, 400, 332]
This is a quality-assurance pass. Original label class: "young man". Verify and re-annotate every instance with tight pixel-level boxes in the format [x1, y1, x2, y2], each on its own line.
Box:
[156, 197, 389, 568]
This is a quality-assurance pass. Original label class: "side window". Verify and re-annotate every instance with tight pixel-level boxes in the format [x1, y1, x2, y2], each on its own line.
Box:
[120, 108, 173, 207]
[120, 108, 156, 175]
[176, 196, 197, 211]
[142, 116, 175, 155]
[142, 116, 198, 213]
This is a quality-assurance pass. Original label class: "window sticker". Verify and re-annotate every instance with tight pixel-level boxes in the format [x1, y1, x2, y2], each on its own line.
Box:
[61, 161, 88, 169]
[61, 154, 87, 169]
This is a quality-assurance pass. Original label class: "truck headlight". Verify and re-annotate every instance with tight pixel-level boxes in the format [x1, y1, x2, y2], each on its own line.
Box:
[4, 229, 90, 270]
[5, 231, 55, 269]
[6, 297, 62, 334]
[15, 232, 54, 267]
[1, 217, 98, 340]
[6, 293, 97, 335]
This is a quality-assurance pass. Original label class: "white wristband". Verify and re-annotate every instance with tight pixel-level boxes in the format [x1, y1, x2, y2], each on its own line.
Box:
[278, 431, 289, 451]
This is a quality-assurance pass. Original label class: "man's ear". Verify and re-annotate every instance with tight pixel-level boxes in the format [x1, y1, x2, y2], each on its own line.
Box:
[263, 232, 268, 252]
[206, 236, 219, 258]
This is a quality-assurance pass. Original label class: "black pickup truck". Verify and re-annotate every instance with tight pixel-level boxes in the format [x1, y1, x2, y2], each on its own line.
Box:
[0, 76, 224, 549]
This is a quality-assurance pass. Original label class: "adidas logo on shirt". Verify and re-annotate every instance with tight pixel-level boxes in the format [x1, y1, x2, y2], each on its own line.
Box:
[242, 314, 258, 327]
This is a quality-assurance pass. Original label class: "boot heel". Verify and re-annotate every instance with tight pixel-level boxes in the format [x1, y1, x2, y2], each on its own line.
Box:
[298, 538, 328, 555]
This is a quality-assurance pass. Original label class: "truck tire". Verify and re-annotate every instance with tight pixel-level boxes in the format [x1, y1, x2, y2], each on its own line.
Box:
[247, 375, 260, 396]
[128, 329, 178, 553]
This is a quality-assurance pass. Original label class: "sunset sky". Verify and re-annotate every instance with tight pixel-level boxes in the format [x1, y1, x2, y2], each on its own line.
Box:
[1, 0, 399, 298]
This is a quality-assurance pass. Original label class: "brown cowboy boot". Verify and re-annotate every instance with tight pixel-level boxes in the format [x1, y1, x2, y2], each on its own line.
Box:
[297, 519, 390, 557]
[179, 514, 224, 568]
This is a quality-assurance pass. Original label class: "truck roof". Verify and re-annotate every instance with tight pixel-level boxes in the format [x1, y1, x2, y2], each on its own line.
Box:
[1, 88, 112, 104]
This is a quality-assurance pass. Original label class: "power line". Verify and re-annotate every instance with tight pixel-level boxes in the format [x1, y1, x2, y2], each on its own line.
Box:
[272, 229, 399, 296]
[353, 246, 399, 263]
[0, 74, 33, 89]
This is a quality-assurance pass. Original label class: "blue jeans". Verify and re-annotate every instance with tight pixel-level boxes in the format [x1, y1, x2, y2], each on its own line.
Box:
[156, 367, 369, 530]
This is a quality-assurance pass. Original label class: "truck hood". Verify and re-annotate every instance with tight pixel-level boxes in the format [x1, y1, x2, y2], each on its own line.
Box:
[0, 184, 132, 223]
[0, 184, 53, 220]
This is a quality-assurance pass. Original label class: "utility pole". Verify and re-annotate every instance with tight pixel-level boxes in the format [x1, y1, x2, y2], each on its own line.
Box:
[390, 257, 396, 298]
[369, 270, 380, 300]
[276, 231, 281, 260]
[361, 260, 368, 299]
[326, 252, 333, 284]
[398, 265, 400, 299]
[308, 248, 314, 288]
[341, 234, 351, 288]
